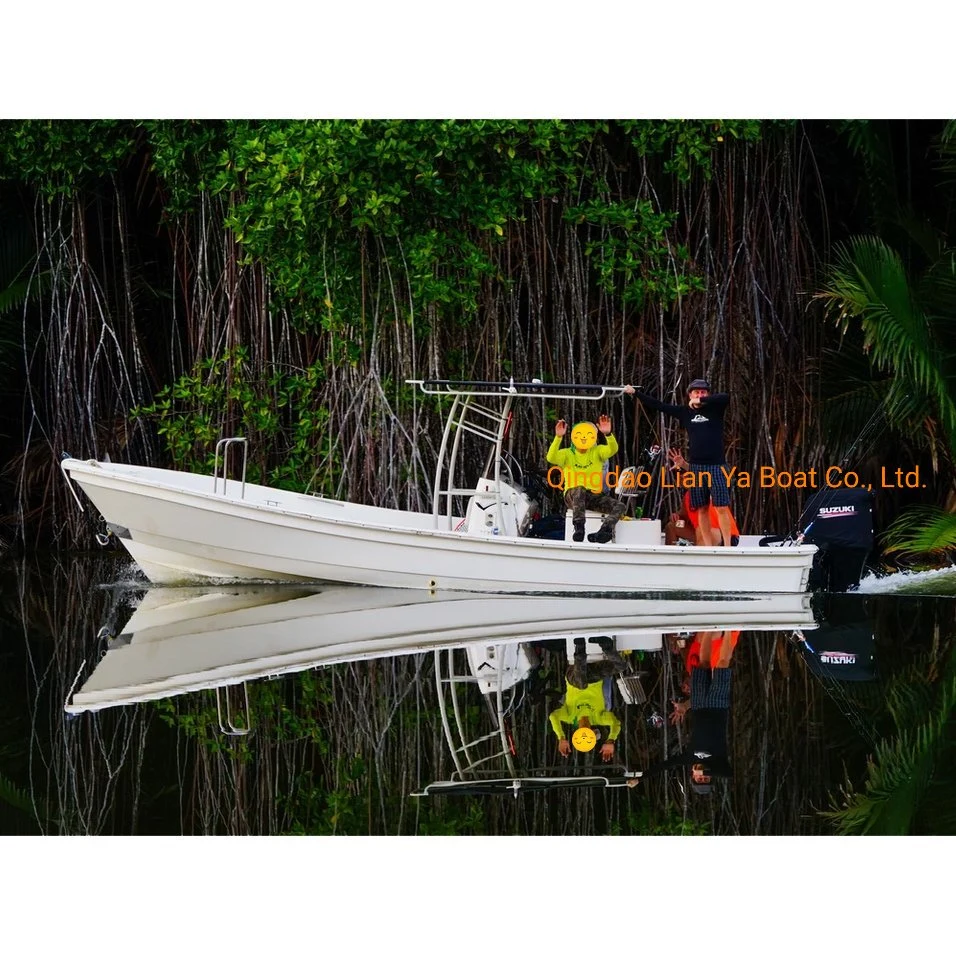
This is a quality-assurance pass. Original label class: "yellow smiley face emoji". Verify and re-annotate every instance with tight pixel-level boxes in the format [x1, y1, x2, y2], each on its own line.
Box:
[571, 726, 597, 752]
[571, 422, 597, 451]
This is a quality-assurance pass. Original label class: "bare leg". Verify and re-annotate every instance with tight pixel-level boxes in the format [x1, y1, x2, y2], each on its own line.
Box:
[714, 506, 733, 547]
[715, 630, 734, 669]
[696, 507, 714, 546]
[697, 631, 713, 668]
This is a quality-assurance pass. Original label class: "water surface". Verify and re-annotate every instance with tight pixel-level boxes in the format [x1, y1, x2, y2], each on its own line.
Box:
[2, 552, 953, 835]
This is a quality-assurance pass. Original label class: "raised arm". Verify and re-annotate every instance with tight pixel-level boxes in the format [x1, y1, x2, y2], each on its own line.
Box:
[596, 414, 619, 460]
[549, 704, 572, 757]
[549, 703, 570, 740]
[623, 384, 684, 418]
[546, 419, 568, 465]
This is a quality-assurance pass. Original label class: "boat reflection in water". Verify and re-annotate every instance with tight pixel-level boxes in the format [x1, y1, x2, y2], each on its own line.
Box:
[68, 585, 818, 798]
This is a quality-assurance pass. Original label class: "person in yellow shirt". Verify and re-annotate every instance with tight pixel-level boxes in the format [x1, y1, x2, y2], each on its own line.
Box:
[549, 638, 624, 763]
[546, 415, 626, 543]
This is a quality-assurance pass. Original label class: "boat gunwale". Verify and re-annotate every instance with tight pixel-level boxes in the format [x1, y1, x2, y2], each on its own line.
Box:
[62, 457, 817, 560]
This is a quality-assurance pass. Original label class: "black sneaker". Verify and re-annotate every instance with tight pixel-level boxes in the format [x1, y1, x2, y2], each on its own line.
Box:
[588, 528, 613, 544]
[572, 526, 585, 542]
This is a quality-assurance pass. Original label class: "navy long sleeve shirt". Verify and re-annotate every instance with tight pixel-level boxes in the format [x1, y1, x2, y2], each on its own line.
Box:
[634, 391, 730, 465]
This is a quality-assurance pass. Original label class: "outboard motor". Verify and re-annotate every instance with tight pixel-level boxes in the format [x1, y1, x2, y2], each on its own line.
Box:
[800, 487, 874, 592]
[804, 595, 877, 681]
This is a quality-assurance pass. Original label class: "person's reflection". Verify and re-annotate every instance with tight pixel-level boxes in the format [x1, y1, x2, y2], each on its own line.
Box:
[548, 637, 625, 763]
[650, 630, 736, 792]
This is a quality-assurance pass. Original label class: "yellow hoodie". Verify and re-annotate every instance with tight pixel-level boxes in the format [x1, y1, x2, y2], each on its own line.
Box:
[548, 681, 621, 741]
[546, 434, 618, 492]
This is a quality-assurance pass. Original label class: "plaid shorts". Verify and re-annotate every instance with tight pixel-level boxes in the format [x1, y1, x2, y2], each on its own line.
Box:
[689, 463, 731, 509]
[690, 666, 732, 710]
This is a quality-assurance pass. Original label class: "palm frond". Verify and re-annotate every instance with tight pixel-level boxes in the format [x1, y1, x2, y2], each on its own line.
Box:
[0, 273, 48, 315]
[821, 671, 956, 834]
[920, 252, 956, 351]
[885, 672, 935, 727]
[882, 505, 956, 557]
[0, 771, 38, 819]
[817, 236, 956, 456]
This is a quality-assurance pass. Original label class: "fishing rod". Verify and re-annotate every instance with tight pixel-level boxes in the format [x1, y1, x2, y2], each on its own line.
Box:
[789, 630, 881, 749]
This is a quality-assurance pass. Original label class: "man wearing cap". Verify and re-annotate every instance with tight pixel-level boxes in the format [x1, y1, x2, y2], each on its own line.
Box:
[642, 630, 735, 794]
[548, 638, 624, 763]
[623, 379, 733, 547]
[546, 414, 626, 544]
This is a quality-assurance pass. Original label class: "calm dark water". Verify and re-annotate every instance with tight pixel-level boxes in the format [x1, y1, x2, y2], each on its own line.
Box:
[2, 551, 954, 835]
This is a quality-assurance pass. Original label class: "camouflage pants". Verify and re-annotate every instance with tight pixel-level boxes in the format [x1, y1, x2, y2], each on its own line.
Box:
[566, 637, 627, 690]
[564, 486, 627, 530]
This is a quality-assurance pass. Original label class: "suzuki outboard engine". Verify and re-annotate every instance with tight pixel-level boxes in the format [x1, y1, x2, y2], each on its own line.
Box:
[799, 487, 874, 592]
[803, 595, 877, 681]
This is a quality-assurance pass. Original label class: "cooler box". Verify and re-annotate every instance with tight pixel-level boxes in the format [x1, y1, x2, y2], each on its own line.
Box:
[614, 518, 662, 546]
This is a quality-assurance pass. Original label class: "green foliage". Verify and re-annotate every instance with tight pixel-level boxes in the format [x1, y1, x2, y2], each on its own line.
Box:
[833, 120, 900, 231]
[125, 118, 754, 328]
[623, 119, 766, 181]
[1, 118, 773, 353]
[280, 756, 369, 835]
[0, 768, 37, 819]
[882, 505, 956, 559]
[821, 648, 956, 835]
[815, 341, 893, 464]
[565, 198, 703, 307]
[204, 120, 602, 326]
[0, 272, 49, 314]
[140, 120, 233, 217]
[152, 695, 240, 756]
[414, 798, 486, 835]
[0, 120, 137, 196]
[817, 236, 956, 457]
[252, 670, 333, 747]
[622, 800, 711, 835]
[132, 347, 336, 492]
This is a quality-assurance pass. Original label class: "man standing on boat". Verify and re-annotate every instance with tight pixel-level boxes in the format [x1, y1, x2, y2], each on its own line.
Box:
[546, 416, 626, 543]
[635, 630, 735, 793]
[624, 379, 734, 547]
[549, 637, 625, 763]
[664, 448, 740, 546]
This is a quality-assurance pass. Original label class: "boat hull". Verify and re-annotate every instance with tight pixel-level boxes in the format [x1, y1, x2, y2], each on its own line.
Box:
[67, 586, 817, 712]
[61, 458, 816, 594]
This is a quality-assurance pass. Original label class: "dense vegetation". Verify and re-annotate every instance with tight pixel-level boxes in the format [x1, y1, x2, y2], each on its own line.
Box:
[3, 119, 954, 551]
[2, 119, 956, 835]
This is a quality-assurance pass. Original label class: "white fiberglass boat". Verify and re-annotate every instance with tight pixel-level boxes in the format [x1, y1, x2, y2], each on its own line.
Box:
[65, 585, 817, 714]
[60, 380, 816, 593]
